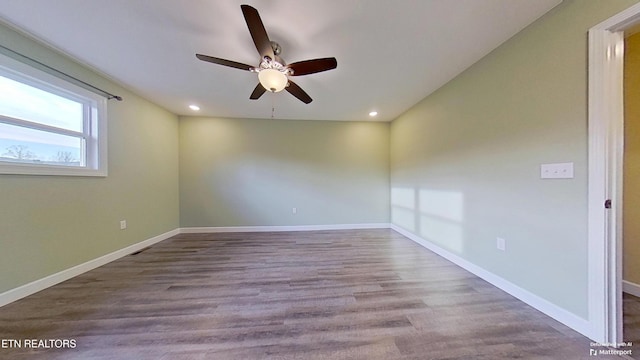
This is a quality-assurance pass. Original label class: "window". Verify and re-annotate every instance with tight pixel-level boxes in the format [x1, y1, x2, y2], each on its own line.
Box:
[0, 53, 107, 176]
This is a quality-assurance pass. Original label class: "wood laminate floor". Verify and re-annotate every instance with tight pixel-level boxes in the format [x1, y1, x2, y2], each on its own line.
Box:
[624, 293, 640, 359]
[0, 229, 631, 359]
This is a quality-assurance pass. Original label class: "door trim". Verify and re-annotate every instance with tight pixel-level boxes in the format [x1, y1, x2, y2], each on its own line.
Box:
[588, 2, 640, 344]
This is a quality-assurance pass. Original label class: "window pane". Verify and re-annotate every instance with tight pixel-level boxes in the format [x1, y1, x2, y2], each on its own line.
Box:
[0, 74, 83, 132]
[0, 122, 83, 167]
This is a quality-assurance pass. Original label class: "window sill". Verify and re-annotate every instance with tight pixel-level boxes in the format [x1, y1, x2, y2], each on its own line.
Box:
[0, 162, 107, 177]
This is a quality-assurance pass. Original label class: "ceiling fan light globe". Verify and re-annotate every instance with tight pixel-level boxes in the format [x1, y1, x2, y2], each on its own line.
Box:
[258, 69, 288, 93]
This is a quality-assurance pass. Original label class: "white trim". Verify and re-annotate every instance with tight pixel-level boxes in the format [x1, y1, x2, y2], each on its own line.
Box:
[180, 223, 391, 233]
[587, 26, 621, 345]
[623, 280, 640, 298]
[588, 2, 640, 344]
[0, 220, 598, 340]
[390, 224, 592, 338]
[595, 2, 640, 32]
[0, 228, 179, 307]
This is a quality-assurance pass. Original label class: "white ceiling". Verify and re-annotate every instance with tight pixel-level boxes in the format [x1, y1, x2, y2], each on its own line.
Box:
[0, 0, 561, 122]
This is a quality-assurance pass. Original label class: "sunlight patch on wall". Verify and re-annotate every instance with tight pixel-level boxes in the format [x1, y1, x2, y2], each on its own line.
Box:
[391, 187, 416, 232]
[391, 187, 415, 209]
[392, 207, 416, 232]
[418, 189, 464, 253]
[419, 189, 463, 222]
[419, 215, 464, 253]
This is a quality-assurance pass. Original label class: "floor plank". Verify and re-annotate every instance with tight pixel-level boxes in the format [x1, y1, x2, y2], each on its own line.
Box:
[0, 229, 632, 359]
[624, 293, 640, 359]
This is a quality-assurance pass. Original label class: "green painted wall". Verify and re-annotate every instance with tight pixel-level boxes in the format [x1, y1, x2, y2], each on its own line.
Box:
[4, 0, 639, 322]
[389, 0, 638, 319]
[179, 117, 390, 227]
[0, 24, 180, 293]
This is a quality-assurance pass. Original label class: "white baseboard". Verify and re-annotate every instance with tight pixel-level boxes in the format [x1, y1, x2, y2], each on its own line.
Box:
[0, 225, 388, 308]
[0, 222, 594, 342]
[389, 224, 592, 339]
[623, 280, 640, 297]
[180, 223, 391, 233]
[0, 228, 179, 308]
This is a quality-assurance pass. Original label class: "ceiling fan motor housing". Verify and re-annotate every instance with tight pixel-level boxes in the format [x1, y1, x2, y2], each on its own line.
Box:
[271, 41, 282, 56]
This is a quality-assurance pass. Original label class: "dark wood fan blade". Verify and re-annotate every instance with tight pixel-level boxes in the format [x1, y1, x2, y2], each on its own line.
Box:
[250, 83, 266, 100]
[196, 54, 254, 71]
[285, 80, 312, 104]
[287, 58, 337, 76]
[241, 5, 275, 60]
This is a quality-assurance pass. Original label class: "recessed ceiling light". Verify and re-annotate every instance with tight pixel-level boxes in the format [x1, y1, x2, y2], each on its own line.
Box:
[369, 111, 378, 117]
[189, 104, 200, 111]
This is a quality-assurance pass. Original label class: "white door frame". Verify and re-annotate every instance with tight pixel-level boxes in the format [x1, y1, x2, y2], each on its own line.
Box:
[588, 2, 640, 344]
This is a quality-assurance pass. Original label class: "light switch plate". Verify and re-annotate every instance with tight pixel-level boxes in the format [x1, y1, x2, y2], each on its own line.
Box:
[540, 162, 574, 179]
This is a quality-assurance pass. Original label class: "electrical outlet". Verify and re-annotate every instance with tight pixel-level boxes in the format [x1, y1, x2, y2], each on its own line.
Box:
[496, 237, 506, 251]
[120, 220, 127, 230]
[292, 207, 297, 214]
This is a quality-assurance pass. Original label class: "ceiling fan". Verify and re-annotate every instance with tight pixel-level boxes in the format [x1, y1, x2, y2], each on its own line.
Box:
[196, 4, 337, 104]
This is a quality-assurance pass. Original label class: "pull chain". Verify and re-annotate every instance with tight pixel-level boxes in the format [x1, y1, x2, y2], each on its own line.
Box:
[271, 92, 275, 119]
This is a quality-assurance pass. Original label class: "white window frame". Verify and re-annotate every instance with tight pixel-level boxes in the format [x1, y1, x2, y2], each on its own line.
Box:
[0, 53, 107, 176]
